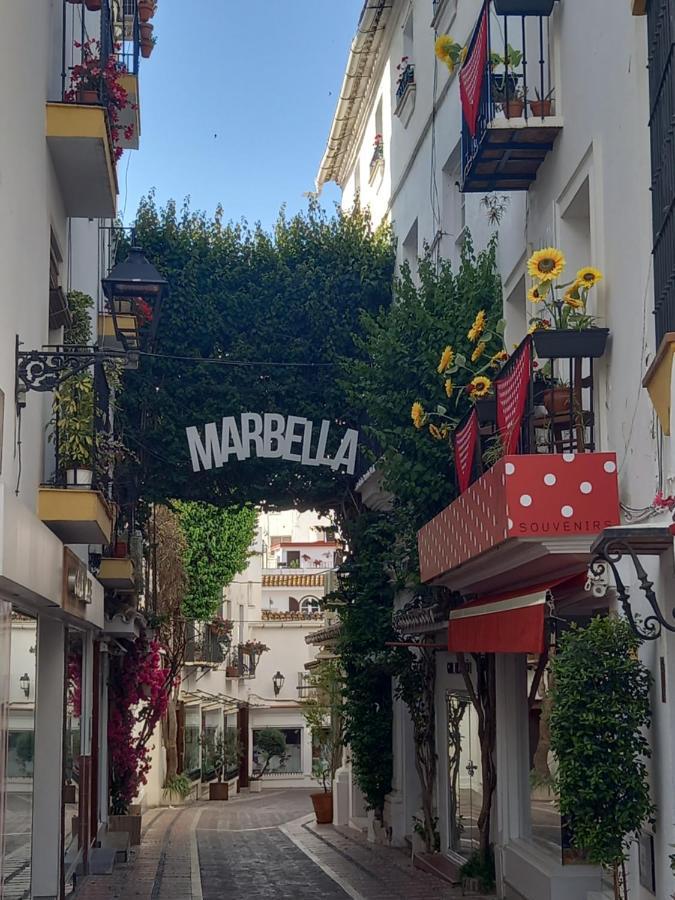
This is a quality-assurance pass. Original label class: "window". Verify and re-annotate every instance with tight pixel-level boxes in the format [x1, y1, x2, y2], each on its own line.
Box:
[402, 219, 418, 274]
[300, 597, 321, 614]
[285, 550, 301, 568]
[252, 727, 302, 775]
[183, 706, 201, 775]
[403, 10, 414, 61]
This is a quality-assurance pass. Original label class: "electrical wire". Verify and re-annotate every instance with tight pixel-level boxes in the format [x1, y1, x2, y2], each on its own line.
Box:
[135, 350, 339, 368]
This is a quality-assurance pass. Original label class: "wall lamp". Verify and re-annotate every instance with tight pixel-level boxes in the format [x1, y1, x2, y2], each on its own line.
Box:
[19, 673, 30, 698]
[590, 524, 675, 641]
[272, 671, 285, 696]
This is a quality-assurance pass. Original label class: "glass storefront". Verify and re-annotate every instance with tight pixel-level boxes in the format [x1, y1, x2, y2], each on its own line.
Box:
[63, 629, 84, 883]
[183, 706, 201, 776]
[252, 727, 302, 775]
[2, 609, 38, 900]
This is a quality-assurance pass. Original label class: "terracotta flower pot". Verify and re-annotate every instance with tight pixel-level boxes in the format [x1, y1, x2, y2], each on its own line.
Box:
[140, 21, 154, 40]
[141, 39, 153, 58]
[209, 782, 229, 801]
[138, 0, 155, 22]
[543, 387, 572, 416]
[502, 98, 524, 118]
[226, 665, 239, 678]
[114, 540, 128, 558]
[310, 791, 333, 824]
[77, 90, 99, 105]
[530, 99, 553, 117]
[85, 0, 102, 9]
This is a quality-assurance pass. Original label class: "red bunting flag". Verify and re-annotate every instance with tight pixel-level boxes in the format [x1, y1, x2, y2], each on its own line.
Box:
[454, 408, 479, 494]
[496, 337, 532, 454]
[459, 4, 489, 138]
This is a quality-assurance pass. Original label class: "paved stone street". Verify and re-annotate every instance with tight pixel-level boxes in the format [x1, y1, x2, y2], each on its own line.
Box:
[75, 789, 491, 899]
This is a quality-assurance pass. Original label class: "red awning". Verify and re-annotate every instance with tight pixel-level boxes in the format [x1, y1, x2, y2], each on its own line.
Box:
[448, 589, 547, 654]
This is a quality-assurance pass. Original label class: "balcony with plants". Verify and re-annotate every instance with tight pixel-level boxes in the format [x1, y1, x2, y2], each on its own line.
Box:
[414, 248, 618, 596]
[394, 56, 416, 124]
[184, 619, 233, 668]
[459, 0, 562, 192]
[38, 292, 125, 546]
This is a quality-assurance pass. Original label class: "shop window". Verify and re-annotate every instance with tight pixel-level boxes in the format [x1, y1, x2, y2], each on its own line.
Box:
[183, 706, 201, 776]
[2, 610, 37, 898]
[63, 629, 84, 886]
[252, 727, 302, 775]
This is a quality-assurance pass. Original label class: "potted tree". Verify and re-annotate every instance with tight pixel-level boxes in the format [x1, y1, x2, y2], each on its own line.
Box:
[210, 731, 243, 800]
[301, 660, 344, 826]
[526, 248, 609, 358]
[249, 728, 287, 793]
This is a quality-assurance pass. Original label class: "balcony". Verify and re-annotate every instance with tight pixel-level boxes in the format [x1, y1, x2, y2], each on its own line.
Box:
[38, 487, 114, 545]
[395, 63, 416, 125]
[97, 557, 135, 591]
[184, 623, 227, 667]
[461, 5, 562, 192]
[417, 336, 619, 596]
[46, 102, 118, 217]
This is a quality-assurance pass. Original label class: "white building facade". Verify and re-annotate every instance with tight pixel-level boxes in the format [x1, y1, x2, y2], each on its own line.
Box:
[319, 1, 674, 898]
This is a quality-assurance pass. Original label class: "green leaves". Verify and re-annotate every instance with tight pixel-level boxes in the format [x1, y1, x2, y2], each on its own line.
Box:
[175, 501, 257, 621]
[549, 616, 654, 869]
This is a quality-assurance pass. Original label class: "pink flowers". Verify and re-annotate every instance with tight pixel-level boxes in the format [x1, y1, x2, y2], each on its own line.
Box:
[108, 634, 170, 814]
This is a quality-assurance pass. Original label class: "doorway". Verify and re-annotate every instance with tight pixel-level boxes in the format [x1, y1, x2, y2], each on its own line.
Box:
[446, 693, 482, 856]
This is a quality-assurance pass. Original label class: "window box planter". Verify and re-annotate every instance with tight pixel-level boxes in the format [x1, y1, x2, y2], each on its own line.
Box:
[532, 327, 609, 359]
[209, 782, 229, 801]
[249, 779, 262, 793]
[109, 813, 142, 846]
[475, 397, 497, 426]
[494, 0, 555, 14]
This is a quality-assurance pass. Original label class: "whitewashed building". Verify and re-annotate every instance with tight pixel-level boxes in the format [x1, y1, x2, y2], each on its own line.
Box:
[319, 1, 675, 898]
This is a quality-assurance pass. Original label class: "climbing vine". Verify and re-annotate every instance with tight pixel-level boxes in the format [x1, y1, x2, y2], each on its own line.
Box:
[175, 501, 257, 621]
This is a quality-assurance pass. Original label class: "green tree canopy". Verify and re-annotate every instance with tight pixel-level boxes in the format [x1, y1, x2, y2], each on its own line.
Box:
[120, 197, 395, 511]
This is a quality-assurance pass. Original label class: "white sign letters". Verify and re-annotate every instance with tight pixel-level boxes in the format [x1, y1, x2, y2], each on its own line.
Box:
[186, 414, 359, 475]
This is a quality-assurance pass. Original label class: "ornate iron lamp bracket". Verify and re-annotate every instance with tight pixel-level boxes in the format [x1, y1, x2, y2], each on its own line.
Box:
[15, 338, 127, 407]
[590, 536, 675, 641]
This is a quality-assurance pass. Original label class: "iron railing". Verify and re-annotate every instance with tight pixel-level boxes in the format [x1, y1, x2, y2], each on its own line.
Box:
[648, 0, 675, 344]
[457, 336, 598, 490]
[184, 623, 227, 665]
[461, 4, 553, 187]
[396, 63, 415, 102]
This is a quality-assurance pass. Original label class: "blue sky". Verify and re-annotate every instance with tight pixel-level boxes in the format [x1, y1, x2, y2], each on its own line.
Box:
[121, 1, 363, 230]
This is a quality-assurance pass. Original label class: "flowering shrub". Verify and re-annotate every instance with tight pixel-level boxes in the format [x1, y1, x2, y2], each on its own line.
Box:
[108, 634, 170, 814]
[67, 649, 82, 719]
[64, 39, 135, 161]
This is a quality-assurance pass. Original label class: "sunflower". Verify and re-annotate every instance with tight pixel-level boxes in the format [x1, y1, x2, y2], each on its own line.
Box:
[437, 345, 454, 373]
[469, 375, 492, 399]
[411, 402, 426, 429]
[435, 35, 461, 73]
[576, 267, 603, 288]
[444, 378, 454, 398]
[527, 247, 565, 282]
[563, 282, 585, 309]
[527, 284, 545, 304]
[490, 350, 508, 368]
[468, 310, 487, 342]
[429, 424, 444, 441]
[471, 341, 487, 363]
[527, 319, 551, 334]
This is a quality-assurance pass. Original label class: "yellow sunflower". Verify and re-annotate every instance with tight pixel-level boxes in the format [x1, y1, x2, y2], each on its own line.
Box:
[563, 282, 585, 309]
[429, 424, 444, 441]
[437, 345, 454, 374]
[527, 284, 545, 303]
[471, 341, 487, 363]
[469, 375, 492, 399]
[468, 310, 487, 342]
[434, 35, 462, 73]
[576, 267, 603, 288]
[527, 247, 565, 282]
[444, 378, 454, 398]
[527, 319, 551, 334]
[411, 402, 425, 429]
[490, 350, 508, 368]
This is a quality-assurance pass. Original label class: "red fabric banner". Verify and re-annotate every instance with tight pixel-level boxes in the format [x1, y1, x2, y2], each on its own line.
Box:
[454, 408, 479, 494]
[496, 337, 532, 454]
[459, 4, 489, 138]
[448, 602, 546, 654]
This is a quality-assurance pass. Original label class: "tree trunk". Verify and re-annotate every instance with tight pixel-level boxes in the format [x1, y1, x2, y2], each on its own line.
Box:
[162, 694, 179, 782]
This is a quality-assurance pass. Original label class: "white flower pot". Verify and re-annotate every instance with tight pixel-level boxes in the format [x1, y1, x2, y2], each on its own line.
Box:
[66, 468, 93, 489]
[249, 779, 262, 793]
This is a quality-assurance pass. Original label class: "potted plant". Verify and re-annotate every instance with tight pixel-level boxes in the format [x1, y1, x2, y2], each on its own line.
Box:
[138, 0, 156, 22]
[51, 371, 95, 488]
[502, 85, 525, 118]
[490, 45, 523, 107]
[210, 731, 243, 800]
[494, 0, 556, 14]
[141, 33, 156, 58]
[301, 660, 344, 826]
[140, 21, 154, 41]
[250, 728, 288, 793]
[529, 86, 555, 117]
[526, 248, 609, 358]
[162, 773, 193, 806]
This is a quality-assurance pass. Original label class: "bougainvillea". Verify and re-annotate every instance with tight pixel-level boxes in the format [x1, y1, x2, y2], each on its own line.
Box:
[108, 634, 170, 814]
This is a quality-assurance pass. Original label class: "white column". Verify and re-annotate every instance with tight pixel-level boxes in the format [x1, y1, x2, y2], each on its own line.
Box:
[31, 615, 65, 900]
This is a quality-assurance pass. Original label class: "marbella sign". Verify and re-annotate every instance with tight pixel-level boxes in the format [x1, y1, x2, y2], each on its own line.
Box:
[186, 413, 359, 475]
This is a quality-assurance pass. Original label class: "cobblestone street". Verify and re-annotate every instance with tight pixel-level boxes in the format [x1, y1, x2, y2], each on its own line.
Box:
[75, 789, 488, 899]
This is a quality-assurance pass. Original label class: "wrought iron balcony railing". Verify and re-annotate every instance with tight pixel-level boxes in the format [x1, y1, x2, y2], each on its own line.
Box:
[184, 623, 227, 665]
[396, 63, 415, 102]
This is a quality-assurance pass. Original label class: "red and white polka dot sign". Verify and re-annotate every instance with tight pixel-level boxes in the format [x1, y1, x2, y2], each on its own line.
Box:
[418, 453, 620, 584]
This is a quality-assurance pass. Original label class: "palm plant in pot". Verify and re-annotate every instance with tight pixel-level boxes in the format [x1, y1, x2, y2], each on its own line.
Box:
[526, 247, 609, 358]
[250, 728, 287, 793]
[301, 660, 345, 825]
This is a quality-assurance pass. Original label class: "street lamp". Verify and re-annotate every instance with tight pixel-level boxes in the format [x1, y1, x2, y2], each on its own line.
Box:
[272, 671, 285, 696]
[19, 673, 30, 698]
[101, 246, 169, 351]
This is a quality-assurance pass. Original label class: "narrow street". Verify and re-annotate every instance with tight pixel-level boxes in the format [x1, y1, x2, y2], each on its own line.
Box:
[75, 790, 487, 900]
